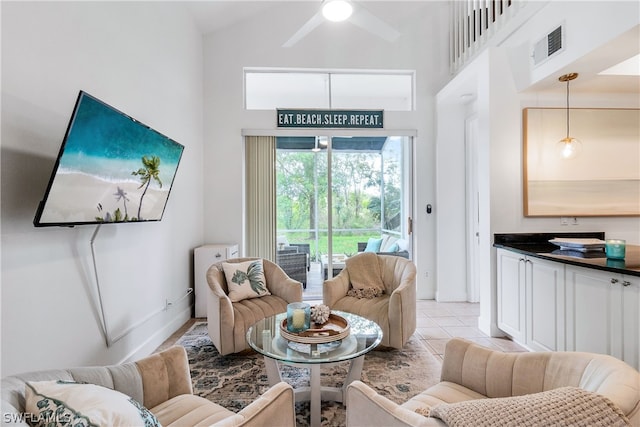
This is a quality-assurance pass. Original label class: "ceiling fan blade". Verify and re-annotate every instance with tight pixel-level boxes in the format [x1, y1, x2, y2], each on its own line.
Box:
[349, 5, 401, 42]
[282, 11, 325, 48]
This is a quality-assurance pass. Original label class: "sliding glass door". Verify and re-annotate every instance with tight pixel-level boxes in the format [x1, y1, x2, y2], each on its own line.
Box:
[275, 135, 413, 299]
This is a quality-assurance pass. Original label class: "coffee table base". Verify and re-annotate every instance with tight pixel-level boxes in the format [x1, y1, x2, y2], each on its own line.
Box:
[263, 355, 365, 427]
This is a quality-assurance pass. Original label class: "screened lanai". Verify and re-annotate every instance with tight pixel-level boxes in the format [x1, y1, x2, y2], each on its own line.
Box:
[274, 135, 412, 300]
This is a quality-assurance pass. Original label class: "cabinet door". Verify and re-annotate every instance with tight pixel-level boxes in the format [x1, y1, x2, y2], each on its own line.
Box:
[497, 249, 526, 342]
[566, 266, 617, 356]
[621, 275, 639, 370]
[527, 258, 564, 352]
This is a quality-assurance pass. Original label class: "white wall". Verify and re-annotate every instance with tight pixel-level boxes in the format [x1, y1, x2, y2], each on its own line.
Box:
[494, 1, 640, 242]
[436, 1, 640, 334]
[1, 2, 204, 375]
[201, 2, 451, 299]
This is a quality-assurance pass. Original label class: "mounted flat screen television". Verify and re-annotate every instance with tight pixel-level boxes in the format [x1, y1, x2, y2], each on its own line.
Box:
[34, 91, 184, 227]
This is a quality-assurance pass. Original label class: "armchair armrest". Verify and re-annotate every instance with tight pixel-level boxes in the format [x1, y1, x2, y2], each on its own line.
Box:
[323, 270, 351, 307]
[215, 382, 296, 427]
[135, 346, 193, 410]
[206, 265, 235, 353]
[346, 381, 442, 427]
[388, 271, 417, 348]
[264, 260, 303, 303]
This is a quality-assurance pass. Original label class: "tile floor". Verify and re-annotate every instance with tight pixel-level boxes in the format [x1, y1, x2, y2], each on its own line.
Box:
[413, 299, 527, 359]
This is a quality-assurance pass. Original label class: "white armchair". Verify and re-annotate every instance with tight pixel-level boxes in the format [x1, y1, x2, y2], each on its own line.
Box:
[323, 253, 416, 349]
[346, 338, 640, 427]
[2, 346, 297, 427]
[206, 257, 303, 355]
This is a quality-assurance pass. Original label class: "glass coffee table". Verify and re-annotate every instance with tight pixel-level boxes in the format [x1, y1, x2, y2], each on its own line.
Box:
[246, 310, 383, 427]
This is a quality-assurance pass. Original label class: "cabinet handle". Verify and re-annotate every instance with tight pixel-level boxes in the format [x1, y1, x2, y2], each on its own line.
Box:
[518, 258, 526, 263]
[215, 253, 222, 258]
[622, 281, 631, 287]
[610, 278, 619, 285]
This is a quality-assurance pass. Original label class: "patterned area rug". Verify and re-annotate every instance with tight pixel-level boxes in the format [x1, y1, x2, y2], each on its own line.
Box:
[176, 322, 442, 427]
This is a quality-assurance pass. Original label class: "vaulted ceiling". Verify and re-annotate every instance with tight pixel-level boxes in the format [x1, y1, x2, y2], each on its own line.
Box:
[183, 1, 639, 95]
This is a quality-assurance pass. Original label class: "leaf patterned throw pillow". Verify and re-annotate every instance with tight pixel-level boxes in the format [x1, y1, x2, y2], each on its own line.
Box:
[222, 259, 271, 302]
[25, 380, 160, 427]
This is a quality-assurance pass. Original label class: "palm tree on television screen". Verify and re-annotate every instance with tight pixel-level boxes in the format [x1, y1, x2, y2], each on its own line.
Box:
[132, 155, 162, 220]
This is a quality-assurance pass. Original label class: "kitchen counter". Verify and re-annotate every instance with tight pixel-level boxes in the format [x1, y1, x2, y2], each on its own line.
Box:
[494, 232, 640, 277]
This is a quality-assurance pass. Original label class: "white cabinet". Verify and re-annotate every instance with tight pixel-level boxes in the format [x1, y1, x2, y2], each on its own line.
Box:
[565, 265, 639, 370]
[526, 257, 565, 352]
[497, 249, 564, 351]
[194, 244, 239, 317]
[497, 249, 526, 343]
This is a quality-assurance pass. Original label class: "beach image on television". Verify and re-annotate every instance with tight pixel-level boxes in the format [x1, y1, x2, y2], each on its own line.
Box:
[37, 92, 184, 225]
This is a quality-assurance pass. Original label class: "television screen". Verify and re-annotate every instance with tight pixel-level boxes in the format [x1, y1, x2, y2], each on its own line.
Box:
[34, 91, 184, 227]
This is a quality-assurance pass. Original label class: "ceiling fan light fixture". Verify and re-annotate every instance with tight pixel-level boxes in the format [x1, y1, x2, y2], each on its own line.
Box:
[322, 0, 353, 22]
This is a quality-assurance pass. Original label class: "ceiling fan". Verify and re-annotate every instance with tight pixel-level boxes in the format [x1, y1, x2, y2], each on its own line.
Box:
[282, 0, 401, 48]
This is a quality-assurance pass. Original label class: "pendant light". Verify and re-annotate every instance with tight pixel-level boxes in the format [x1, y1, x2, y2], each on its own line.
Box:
[556, 72, 582, 160]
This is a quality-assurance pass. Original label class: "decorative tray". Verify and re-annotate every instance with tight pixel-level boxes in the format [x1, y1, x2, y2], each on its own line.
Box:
[280, 313, 350, 344]
[549, 238, 606, 252]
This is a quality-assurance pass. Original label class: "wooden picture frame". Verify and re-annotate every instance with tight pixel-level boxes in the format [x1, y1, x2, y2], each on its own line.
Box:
[523, 107, 640, 217]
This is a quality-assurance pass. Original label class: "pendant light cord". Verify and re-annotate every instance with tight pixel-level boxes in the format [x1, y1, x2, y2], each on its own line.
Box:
[565, 79, 570, 138]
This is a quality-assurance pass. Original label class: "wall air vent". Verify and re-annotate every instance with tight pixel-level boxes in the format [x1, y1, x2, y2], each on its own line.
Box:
[532, 25, 564, 66]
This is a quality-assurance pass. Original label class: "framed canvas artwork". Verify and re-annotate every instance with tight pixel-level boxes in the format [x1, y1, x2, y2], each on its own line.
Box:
[523, 107, 640, 217]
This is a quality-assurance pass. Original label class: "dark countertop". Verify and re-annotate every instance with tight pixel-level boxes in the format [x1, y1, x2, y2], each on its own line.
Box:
[494, 232, 640, 277]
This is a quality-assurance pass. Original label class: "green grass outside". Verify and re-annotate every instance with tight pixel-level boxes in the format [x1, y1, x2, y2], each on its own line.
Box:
[282, 231, 379, 260]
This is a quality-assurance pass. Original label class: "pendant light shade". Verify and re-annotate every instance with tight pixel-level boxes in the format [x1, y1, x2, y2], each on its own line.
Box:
[556, 73, 582, 160]
[557, 136, 582, 159]
[322, 0, 353, 22]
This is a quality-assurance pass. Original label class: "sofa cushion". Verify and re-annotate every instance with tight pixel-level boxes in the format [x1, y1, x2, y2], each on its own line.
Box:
[25, 380, 159, 427]
[386, 242, 400, 252]
[428, 386, 630, 427]
[223, 259, 271, 302]
[151, 393, 236, 426]
[402, 381, 487, 413]
[364, 237, 383, 252]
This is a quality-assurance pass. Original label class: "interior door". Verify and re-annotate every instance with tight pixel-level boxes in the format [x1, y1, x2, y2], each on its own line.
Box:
[465, 115, 480, 302]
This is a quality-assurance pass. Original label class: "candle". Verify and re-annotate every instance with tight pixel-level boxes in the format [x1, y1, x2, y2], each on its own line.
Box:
[286, 302, 310, 332]
[292, 309, 306, 329]
[605, 239, 626, 259]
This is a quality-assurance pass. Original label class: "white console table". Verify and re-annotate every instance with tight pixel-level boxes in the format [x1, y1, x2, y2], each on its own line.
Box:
[194, 244, 238, 317]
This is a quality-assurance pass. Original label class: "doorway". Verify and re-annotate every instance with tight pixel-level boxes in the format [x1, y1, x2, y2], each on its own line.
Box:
[465, 115, 480, 302]
[275, 135, 414, 300]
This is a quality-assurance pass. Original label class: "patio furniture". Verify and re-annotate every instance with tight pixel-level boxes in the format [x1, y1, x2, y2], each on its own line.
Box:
[276, 249, 308, 288]
[320, 253, 348, 279]
[358, 236, 409, 258]
[289, 243, 311, 270]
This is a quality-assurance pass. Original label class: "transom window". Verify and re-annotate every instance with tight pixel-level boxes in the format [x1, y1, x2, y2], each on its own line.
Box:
[244, 69, 414, 111]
